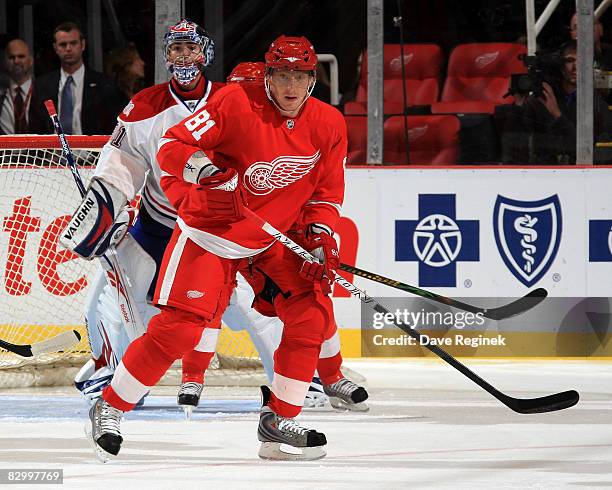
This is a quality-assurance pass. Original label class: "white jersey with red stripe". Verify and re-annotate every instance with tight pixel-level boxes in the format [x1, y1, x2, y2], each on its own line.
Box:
[93, 77, 225, 230]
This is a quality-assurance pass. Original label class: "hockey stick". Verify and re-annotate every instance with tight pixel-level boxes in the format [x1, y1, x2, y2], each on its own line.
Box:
[244, 208, 578, 414]
[339, 263, 547, 321]
[44, 100, 146, 341]
[0, 330, 81, 357]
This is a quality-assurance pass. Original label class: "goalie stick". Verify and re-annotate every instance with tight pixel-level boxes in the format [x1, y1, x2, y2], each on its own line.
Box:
[0, 330, 81, 357]
[44, 100, 146, 342]
[244, 208, 579, 414]
[339, 263, 547, 321]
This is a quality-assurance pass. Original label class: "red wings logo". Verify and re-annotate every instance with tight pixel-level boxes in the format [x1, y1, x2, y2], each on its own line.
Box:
[475, 51, 499, 69]
[243, 151, 321, 195]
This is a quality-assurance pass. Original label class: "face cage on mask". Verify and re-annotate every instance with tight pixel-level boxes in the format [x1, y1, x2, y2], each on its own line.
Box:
[264, 70, 317, 115]
[165, 35, 213, 86]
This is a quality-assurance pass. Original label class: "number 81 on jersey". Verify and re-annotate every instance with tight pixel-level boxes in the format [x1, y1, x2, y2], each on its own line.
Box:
[184, 110, 215, 141]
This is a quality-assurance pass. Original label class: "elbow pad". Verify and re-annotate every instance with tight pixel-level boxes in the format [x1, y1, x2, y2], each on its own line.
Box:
[60, 179, 129, 259]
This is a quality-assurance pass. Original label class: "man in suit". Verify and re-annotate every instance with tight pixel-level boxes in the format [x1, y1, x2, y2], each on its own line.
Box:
[0, 38, 34, 134]
[29, 21, 127, 135]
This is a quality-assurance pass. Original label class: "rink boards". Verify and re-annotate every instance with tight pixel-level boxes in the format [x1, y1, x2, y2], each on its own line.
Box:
[1, 166, 611, 357]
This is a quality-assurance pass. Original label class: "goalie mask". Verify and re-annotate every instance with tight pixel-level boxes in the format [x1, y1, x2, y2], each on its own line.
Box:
[164, 19, 215, 85]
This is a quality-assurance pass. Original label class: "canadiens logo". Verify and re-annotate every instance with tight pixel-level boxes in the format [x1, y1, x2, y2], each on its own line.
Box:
[243, 151, 321, 195]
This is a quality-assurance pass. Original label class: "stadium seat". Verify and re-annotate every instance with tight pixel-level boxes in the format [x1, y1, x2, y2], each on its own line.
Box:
[433, 43, 526, 114]
[383, 115, 460, 165]
[344, 115, 368, 164]
[348, 44, 443, 114]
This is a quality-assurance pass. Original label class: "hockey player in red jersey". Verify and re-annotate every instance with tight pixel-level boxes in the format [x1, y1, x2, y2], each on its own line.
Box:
[88, 35, 368, 462]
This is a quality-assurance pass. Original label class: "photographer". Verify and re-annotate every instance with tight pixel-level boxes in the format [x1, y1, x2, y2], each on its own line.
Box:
[501, 40, 612, 165]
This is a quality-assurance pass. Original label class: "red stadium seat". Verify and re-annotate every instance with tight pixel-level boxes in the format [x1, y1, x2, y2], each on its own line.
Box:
[348, 44, 443, 114]
[344, 116, 368, 164]
[440, 43, 526, 105]
[383, 115, 460, 165]
[431, 100, 496, 115]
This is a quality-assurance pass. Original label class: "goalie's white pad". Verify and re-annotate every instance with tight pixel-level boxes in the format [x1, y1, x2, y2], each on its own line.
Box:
[83, 234, 157, 375]
[60, 178, 128, 259]
[222, 273, 283, 382]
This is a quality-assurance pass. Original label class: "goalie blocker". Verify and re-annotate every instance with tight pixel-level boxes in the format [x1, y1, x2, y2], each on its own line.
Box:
[61, 178, 133, 260]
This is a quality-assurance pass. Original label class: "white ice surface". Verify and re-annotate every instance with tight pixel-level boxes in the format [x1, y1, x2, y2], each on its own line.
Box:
[0, 359, 610, 489]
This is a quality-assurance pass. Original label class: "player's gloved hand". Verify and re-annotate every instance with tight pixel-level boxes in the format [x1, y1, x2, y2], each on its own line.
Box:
[197, 168, 247, 219]
[299, 224, 340, 295]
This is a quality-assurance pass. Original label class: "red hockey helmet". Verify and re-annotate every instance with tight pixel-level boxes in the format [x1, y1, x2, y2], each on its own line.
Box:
[226, 62, 265, 84]
[264, 35, 317, 72]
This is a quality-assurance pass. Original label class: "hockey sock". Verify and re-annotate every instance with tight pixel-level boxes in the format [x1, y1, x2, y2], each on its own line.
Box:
[181, 350, 214, 384]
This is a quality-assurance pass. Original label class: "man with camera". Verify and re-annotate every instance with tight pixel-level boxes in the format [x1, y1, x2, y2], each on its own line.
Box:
[501, 40, 612, 165]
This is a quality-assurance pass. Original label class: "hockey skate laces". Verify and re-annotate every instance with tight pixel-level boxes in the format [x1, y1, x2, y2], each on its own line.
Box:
[329, 378, 357, 397]
[179, 382, 203, 396]
[99, 402, 122, 436]
[277, 417, 308, 436]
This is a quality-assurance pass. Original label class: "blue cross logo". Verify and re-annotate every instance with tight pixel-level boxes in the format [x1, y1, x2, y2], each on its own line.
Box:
[395, 194, 479, 287]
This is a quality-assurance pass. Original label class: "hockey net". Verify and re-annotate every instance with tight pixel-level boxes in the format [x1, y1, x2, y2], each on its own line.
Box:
[0, 135, 264, 388]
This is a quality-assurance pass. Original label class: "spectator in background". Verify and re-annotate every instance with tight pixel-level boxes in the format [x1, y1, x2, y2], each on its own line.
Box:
[104, 43, 146, 100]
[29, 21, 127, 135]
[501, 40, 612, 165]
[569, 12, 612, 70]
[0, 39, 34, 134]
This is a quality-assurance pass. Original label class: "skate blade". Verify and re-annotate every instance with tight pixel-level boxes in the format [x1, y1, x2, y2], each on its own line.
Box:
[329, 396, 370, 412]
[258, 442, 326, 461]
[84, 421, 116, 464]
[181, 405, 194, 420]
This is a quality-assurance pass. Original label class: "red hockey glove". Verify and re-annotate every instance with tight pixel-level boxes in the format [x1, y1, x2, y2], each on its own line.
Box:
[299, 225, 340, 295]
[197, 168, 247, 219]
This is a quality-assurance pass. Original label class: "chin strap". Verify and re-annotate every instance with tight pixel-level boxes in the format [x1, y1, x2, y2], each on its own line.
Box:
[264, 75, 316, 117]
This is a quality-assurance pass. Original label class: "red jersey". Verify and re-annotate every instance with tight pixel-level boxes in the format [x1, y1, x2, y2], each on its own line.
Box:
[157, 83, 347, 258]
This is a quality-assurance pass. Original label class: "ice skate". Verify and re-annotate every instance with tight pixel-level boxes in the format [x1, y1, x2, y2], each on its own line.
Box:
[303, 377, 329, 409]
[323, 377, 369, 412]
[177, 381, 203, 419]
[257, 386, 327, 461]
[85, 397, 123, 463]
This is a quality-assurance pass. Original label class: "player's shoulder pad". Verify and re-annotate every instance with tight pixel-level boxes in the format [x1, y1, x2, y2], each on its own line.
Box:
[119, 83, 177, 123]
[208, 83, 257, 112]
[308, 97, 345, 124]
[306, 98, 346, 138]
[208, 81, 226, 98]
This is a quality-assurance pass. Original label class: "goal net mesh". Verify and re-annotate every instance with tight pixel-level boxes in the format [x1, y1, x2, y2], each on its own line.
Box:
[0, 136, 264, 388]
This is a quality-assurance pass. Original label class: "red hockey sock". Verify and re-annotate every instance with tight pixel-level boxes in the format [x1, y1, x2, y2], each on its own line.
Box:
[317, 352, 343, 385]
[269, 391, 303, 418]
[181, 350, 214, 384]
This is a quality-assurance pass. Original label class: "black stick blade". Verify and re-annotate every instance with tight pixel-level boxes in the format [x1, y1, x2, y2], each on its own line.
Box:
[503, 389, 579, 414]
[0, 338, 33, 357]
[484, 288, 548, 321]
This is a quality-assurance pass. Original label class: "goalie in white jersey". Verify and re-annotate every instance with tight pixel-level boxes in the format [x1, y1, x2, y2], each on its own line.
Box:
[69, 19, 283, 412]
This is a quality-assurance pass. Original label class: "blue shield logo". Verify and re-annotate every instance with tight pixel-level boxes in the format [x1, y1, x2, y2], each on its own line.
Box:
[493, 195, 562, 287]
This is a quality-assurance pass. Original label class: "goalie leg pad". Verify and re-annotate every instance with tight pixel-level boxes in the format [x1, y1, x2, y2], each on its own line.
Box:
[60, 178, 128, 259]
[222, 273, 283, 382]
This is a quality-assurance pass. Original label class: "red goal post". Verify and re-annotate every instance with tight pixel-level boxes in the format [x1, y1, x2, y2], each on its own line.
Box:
[0, 135, 262, 388]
